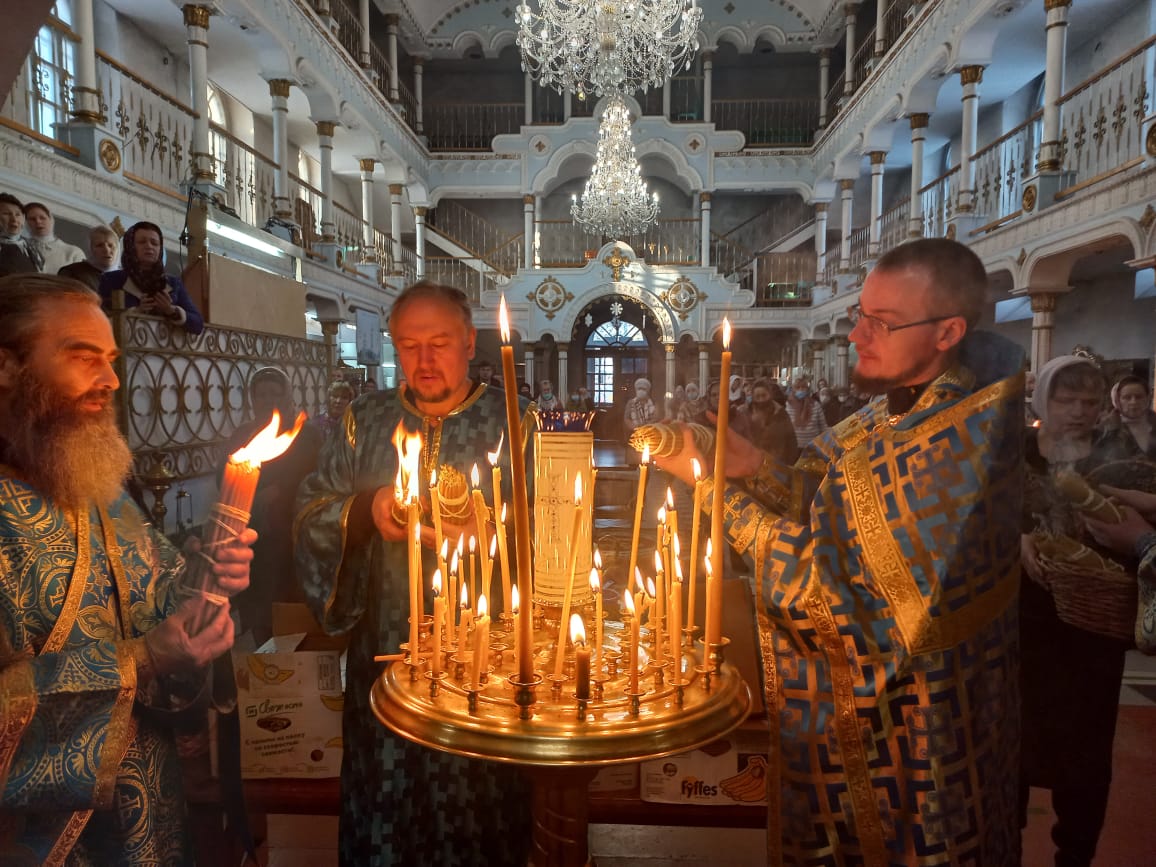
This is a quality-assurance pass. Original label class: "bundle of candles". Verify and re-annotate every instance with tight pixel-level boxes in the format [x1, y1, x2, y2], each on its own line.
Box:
[383, 299, 735, 715]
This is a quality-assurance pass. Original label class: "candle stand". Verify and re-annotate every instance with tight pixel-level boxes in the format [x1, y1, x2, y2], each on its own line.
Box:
[372, 618, 751, 867]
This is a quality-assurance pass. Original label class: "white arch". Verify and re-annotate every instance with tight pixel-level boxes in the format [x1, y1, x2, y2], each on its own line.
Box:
[549, 283, 679, 344]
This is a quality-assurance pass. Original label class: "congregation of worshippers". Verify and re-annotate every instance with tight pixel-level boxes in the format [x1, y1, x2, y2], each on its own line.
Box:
[3, 227, 1156, 867]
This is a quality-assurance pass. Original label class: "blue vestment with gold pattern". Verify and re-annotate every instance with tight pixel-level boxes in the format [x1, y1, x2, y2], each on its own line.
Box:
[0, 471, 192, 866]
[708, 333, 1025, 866]
[294, 383, 533, 867]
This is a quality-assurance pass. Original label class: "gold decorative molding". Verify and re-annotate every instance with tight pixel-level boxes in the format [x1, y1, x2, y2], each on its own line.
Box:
[389, 183, 404, 195]
[527, 277, 572, 319]
[603, 246, 632, 281]
[268, 79, 292, 99]
[839, 178, 855, 192]
[699, 191, 712, 203]
[98, 139, 121, 173]
[1043, 0, 1072, 10]
[414, 206, 428, 217]
[1029, 293, 1058, 314]
[524, 194, 535, 205]
[814, 202, 828, 214]
[959, 65, 985, 86]
[869, 151, 887, 165]
[1146, 124, 1156, 158]
[315, 120, 337, 137]
[909, 112, 930, 130]
[359, 158, 376, 173]
[1021, 184, 1038, 212]
[182, 4, 212, 29]
[660, 277, 706, 321]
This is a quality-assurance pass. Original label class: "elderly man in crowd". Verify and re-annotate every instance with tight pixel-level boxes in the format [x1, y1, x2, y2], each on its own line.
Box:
[0, 274, 254, 865]
[0, 193, 41, 275]
[657, 239, 1026, 865]
[295, 280, 532, 867]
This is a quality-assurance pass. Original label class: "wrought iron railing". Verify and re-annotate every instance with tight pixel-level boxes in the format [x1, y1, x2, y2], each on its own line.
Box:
[423, 102, 523, 151]
[428, 200, 522, 275]
[289, 171, 325, 252]
[881, 0, 920, 49]
[111, 310, 328, 483]
[668, 73, 703, 121]
[330, 0, 363, 68]
[712, 98, 819, 147]
[423, 255, 504, 303]
[1056, 34, 1155, 197]
[535, 218, 701, 267]
[826, 69, 846, 120]
[847, 224, 871, 266]
[851, 27, 877, 91]
[744, 251, 817, 303]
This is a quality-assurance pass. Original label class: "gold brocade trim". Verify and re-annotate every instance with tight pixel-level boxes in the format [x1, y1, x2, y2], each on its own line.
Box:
[422, 415, 443, 485]
[42, 509, 91, 654]
[343, 403, 357, 449]
[43, 810, 93, 867]
[752, 530, 782, 865]
[93, 641, 139, 810]
[98, 507, 133, 641]
[324, 496, 360, 625]
[0, 659, 38, 794]
[803, 583, 889, 866]
[291, 493, 344, 550]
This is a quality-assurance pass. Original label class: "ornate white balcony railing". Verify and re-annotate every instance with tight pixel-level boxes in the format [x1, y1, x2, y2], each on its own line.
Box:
[919, 166, 958, 239]
[877, 197, 910, 252]
[424, 103, 523, 151]
[536, 217, 701, 268]
[970, 113, 1038, 227]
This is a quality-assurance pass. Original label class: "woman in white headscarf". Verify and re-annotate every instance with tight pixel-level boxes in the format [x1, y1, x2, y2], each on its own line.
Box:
[1019, 354, 1144, 867]
[624, 377, 658, 434]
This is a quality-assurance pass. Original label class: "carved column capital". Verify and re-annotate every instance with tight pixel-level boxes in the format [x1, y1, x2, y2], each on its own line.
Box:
[315, 120, 337, 138]
[1044, 0, 1072, 11]
[523, 194, 535, 205]
[909, 112, 930, 130]
[182, 4, 212, 29]
[1029, 292, 1059, 314]
[359, 158, 376, 173]
[959, 65, 985, 86]
[268, 79, 293, 99]
[388, 183, 404, 196]
[869, 151, 887, 166]
[814, 202, 829, 214]
[413, 206, 428, 218]
[839, 178, 855, 192]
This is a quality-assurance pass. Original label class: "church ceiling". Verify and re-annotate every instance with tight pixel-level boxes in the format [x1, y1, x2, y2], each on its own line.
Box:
[383, 0, 837, 58]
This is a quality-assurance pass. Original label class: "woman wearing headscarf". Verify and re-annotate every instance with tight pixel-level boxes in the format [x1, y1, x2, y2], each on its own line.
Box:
[1102, 374, 1156, 458]
[624, 377, 658, 434]
[727, 374, 745, 414]
[99, 221, 205, 334]
[783, 375, 828, 449]
[1019, 355, 1145, 867]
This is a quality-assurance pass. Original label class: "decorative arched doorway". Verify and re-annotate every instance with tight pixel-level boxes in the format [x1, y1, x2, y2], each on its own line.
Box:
[570, 296, 662, 436]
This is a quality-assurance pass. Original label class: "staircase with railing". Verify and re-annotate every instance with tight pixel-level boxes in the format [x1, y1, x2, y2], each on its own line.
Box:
[709, 199, 815, 288]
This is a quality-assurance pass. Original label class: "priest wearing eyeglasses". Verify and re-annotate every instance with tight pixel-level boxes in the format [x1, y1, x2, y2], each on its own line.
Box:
[656, 238, 1026, 865]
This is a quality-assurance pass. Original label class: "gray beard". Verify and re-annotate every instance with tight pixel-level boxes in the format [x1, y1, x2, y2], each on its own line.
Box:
[2, 369, 132, 510]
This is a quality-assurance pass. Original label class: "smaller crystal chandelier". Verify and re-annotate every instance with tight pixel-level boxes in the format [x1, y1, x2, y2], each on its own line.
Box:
[516, 0, 703, 100]
[571, 96, 659, 237]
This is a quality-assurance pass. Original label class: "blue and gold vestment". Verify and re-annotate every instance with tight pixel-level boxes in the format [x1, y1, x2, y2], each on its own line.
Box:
[710, 334, 1025, 866]
[294, 383, 533, 867]
[0, 471, 191, 865]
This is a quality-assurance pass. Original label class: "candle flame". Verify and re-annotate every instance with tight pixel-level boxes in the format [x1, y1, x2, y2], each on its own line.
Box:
[635, 566, 643, 586]
[390, 423, 423, 504]
[691, 457, 701, 481]
[673, 533, 681, 557]
[440, 538, 449, 558]
[489, 534, 497, 557]
[657, 505, 666, 524]
[487, 431, 504, 466]
[450, 548, 460, 575]
[456, 534, 465, 556]
[499, 294, 511, 343]
[623, 591, 636, 615]
[570, 613, 585, 646]
[574, 472, 583, 505]
[430, 467, 437, 487]
[511, 584, 520, 613]
[477, 595, 488, 618]
[231, 410, 306, 467]
[432, 569, 443, 595]
[589, 567, 600, 592]
[666, 488, 674, 509]
[471, 463, 480, 488]
[706, 538, 713, 557]
[675, 558, 684, 580]
[459, 583, 469, 608]
[722, 317, 731, 349]
[654, 549, 664, 573]
[469, 535, 476, 553]
[501, 503, 508, 523]
[646, 577, 656, 598]
[593, 547, 602, 570]
[641, 442, 650, 464]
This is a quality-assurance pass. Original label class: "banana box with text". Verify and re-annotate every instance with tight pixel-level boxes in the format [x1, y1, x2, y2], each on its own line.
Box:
[640, 727, 769, 806]
[234, 629, 347, 779]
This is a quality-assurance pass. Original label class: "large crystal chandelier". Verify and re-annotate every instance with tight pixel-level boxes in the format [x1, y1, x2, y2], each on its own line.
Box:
[571, 96, 659, 237]
[516, 0, 703, 100]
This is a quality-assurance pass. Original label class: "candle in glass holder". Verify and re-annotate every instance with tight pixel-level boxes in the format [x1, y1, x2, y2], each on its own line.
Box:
[687, 458, 703, 632]
[706, 318, 732, 649]
[571, 614, 590, 701]
[499, 295, 534, 682]
[627, 444, 650, 597]
[431, 570, 445, 676]
[470, 595, 490, 688]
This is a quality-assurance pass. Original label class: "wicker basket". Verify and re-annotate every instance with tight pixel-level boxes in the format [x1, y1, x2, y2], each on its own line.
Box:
[1034, 558, 1138, 643]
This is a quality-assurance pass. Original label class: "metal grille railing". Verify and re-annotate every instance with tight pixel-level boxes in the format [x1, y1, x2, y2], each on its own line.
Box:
[423, 102, 523, 151]
[535, 218, 701, 267]
[712, 98, 819, 148]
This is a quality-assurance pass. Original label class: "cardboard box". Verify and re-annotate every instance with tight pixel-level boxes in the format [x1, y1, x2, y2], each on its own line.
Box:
[640, 726, 769, 807]
[588, 763, 639, 794]
[234, 604, 346, 779]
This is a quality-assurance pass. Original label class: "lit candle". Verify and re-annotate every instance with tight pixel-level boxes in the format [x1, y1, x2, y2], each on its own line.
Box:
[468, 535, 478, 612]
[484, 534, 497, 608]
[438, 538, 449, 608]
[457, 583, 471, 661]
[665, 487, 679, 577]
[653, 548, 666, 647]
[452, 535, 465, 630]
[704, 539, 715, 652]
[627, 443, 650, 598]
[393, 425, 424, 661]
[647, 576, 662, 667]
[571, 614, 590, 701]
[656, 504, 668, 581]
[624, 591, 640, 694]
[687, 458, 703, 632]
[510, 584, 521, 666]
[669, 564, 683, 680]
[431, 569, 445, 677]
[449, 543, 461, 636]
[471, 595, 490, 688]
[194, 410, 304, 631]
[706, 318, 732, 650]
[499, 295, 535, 682]
[488, 436, 512, 618]
[554, 473, 585, 679]
[470, 463, 491, 597]
[589, 564, 603, 675]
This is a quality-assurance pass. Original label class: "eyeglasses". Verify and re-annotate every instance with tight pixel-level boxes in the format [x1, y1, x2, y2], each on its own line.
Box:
[847, 304, 960, 338]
